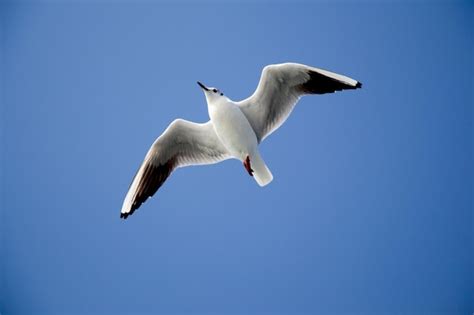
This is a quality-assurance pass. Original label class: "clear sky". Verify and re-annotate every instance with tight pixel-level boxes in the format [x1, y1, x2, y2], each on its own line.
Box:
[1, 1, 472, 315]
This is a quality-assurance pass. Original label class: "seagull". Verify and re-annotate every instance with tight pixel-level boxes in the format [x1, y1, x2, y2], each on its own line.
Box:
[120, 62, 362, 219]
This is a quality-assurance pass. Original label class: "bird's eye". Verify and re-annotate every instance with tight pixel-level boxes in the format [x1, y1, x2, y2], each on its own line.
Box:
[212, 89, 217, 93]
[220, 93, 224, 96]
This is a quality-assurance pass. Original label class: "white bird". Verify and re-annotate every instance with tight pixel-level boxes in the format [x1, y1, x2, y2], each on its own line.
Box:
[120, 62, 362, 219]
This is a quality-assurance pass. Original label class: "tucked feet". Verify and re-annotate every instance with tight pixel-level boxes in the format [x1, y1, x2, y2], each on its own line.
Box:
[243, 155, 254, 177]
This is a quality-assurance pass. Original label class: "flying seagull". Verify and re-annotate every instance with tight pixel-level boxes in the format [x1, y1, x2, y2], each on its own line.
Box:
[121, 62, 362, 219]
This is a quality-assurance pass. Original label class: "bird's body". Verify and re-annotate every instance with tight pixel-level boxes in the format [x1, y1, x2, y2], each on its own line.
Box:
[206, 93, 273, 186]
[207, 95, 257, 161]
[120, 62, 362, 219]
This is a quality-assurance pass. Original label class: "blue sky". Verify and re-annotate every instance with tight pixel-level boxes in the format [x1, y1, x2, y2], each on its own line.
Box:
[1, 1, 472, 315]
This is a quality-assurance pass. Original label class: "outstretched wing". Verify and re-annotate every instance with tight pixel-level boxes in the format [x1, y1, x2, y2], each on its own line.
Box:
[237, 63, 362, 142]
[121, 119, 230, 219]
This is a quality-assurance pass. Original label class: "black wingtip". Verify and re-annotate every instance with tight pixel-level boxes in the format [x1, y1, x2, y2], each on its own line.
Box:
[355, 81, 362, 88]
[120, 206, 138, 220]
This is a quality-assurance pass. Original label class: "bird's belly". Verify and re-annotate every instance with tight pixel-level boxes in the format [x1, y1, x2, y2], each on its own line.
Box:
[210, 105, 257, 160]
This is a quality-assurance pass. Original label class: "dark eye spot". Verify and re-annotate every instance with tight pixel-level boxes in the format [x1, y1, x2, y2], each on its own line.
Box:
[220, 93, 223, 96]
[212, 89, 217, 93]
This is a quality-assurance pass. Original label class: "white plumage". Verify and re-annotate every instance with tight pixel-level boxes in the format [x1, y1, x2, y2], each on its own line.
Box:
[121, 62, 362, 218]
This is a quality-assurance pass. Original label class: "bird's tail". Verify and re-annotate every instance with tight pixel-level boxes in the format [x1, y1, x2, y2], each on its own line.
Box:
[251, 153, 273, 187]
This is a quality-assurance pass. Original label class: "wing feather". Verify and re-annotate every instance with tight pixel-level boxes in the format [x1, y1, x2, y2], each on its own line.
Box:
[238, 63, 362, 142]
[120, 119, 230, 219]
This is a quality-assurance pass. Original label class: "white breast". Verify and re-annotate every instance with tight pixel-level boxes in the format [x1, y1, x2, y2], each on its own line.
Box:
[208, 99, 258, 160]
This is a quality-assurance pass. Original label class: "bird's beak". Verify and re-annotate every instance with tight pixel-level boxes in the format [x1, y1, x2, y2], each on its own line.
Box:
[197, 81, 209, 91]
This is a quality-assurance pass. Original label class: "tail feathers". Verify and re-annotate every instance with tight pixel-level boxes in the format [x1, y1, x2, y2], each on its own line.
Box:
[251, 153, 273, 187]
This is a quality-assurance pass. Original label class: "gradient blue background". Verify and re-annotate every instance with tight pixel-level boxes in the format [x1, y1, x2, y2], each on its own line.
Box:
[1, 1, 472, 315]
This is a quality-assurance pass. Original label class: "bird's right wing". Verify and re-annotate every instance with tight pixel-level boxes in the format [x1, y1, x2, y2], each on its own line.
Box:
[121, 119, 230, 219]
[237, 63, 362, 142]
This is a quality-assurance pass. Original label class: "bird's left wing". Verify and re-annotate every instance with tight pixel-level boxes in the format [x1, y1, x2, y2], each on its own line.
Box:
[237, 63, 362, 142]
[121, 119, 230, 219]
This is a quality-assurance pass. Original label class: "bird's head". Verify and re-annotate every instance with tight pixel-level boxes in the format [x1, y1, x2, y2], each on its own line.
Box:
[197, 81, 224, 102]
